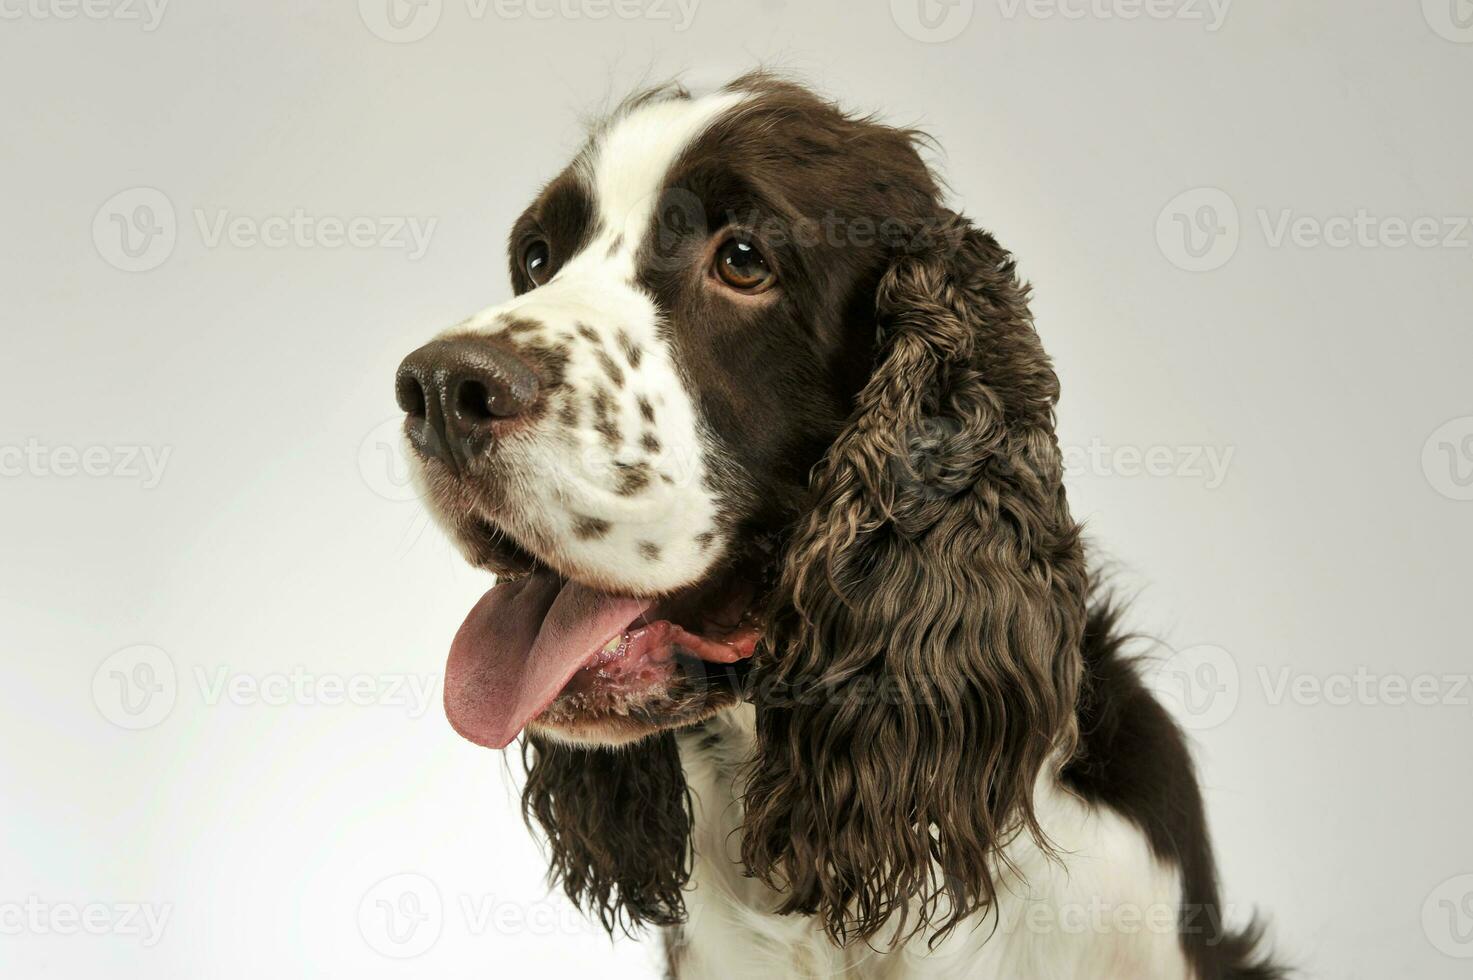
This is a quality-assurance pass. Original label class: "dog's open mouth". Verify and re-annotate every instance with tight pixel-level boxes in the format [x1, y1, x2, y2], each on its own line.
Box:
[443, 567, 759, 748]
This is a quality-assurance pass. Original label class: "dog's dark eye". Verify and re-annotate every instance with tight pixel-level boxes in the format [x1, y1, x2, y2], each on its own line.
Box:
[713, 236, 775, 293]
[524, 240, 552, 286]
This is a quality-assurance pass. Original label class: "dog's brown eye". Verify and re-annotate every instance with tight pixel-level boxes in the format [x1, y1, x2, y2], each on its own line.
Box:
[524, 240, 551, 286]
[713, 237, 774, 293]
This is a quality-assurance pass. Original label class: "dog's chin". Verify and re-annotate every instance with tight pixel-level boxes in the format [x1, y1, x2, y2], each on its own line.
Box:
[529, 676, 747, 748]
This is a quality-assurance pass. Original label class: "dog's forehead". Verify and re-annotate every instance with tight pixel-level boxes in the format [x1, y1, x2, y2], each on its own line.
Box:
[578, 90, 746, 246]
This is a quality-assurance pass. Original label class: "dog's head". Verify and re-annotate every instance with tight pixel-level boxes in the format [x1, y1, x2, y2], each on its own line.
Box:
[399, 73, 1087, 943]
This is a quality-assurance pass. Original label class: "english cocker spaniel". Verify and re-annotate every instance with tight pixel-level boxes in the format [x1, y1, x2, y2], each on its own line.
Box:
[394, 72, 1283, 979]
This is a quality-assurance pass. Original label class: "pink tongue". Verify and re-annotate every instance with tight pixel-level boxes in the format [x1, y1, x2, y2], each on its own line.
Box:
[443, 572, 652, 749]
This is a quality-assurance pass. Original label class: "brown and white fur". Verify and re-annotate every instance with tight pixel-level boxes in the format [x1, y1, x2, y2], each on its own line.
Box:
[397, 73, 1284, 979]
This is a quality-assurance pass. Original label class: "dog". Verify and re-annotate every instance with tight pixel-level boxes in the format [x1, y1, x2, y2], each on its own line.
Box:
[394, 72, 1284, 979]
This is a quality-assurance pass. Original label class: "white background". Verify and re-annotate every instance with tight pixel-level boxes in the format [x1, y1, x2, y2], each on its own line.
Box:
[3, 1, 1472, 976]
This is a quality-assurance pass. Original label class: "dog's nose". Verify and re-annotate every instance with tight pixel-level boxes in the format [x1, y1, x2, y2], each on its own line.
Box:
[395, 337, 540, 469]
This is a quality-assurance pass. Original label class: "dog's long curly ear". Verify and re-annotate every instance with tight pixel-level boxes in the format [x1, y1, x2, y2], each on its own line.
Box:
[741, 214, 1089, 946]
[521, 733, 692, 934]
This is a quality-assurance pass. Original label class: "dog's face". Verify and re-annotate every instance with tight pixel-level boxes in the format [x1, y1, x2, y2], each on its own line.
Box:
[399, 78, 939, 747]
[401, 74, 1090, 943]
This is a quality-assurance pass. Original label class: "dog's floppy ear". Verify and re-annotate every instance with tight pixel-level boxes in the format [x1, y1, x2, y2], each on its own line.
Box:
[741, 213, 1089, 946]
[521, 733, 692, 933]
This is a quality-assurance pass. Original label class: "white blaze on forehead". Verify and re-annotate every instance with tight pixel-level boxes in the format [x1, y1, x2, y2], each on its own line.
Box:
[438, 89, 753, 596]
[582, 90, 747, 254]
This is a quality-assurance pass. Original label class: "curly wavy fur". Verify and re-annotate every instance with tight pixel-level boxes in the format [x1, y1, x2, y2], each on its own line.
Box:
[740, 216, 1089, 946]
[522, 216, 1088, 948]
[515, 79, 1279, 976]
[522, 732, 693, 933]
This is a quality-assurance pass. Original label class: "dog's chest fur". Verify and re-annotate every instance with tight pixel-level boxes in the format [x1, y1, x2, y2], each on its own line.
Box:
[669, 706, 1192, 980]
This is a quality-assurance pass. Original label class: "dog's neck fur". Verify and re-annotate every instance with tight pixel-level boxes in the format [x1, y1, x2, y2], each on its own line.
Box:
[668, 704, 1193, 980]
[673, 705, 864, 977]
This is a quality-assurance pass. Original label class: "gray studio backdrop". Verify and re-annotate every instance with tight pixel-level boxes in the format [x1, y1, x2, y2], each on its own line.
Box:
[3, 1, 1471, 977]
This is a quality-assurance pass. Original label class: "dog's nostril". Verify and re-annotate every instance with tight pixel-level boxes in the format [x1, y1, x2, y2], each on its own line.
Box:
[455, 379, 495, 422]
[396, 372, 427, 418]
[456, 376, 532, 421]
